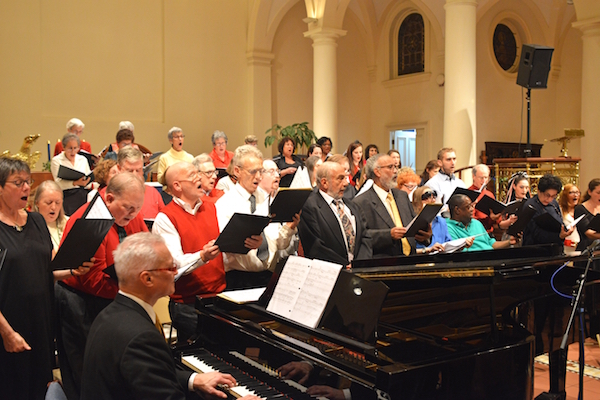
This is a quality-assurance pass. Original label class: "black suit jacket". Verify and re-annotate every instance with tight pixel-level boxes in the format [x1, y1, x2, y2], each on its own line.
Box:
[299, 190, 372, 265]
[81, 294, 191, 400]
[352, 187, 418, 257]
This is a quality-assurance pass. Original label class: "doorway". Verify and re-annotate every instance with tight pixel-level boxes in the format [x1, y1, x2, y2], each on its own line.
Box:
[390, 129, 416, 169]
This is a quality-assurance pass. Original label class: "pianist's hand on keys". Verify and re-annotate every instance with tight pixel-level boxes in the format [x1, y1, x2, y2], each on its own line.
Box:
[192, 371, 262, 400]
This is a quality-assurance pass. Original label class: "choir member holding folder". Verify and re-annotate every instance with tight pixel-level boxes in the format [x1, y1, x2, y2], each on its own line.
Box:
[55, 172, 147, 400]
[468, 164, 500, 233]
[51, 133, 97, 215]
[0, 158, 91, 400]
[575, 179, 600, 254]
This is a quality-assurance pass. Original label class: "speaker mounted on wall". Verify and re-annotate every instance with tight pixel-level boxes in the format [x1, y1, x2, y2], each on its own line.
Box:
[516, 44, 554, 89]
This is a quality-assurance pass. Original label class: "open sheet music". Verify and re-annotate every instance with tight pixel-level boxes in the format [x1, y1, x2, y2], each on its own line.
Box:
[266, 256, 342, 328]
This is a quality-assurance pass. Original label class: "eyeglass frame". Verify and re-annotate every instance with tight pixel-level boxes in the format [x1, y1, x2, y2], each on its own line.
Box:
[5, 178, 34, 188]
[421, 190, 438, 201]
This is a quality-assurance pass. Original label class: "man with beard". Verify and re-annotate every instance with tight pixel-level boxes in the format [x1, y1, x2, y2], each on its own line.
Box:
[298, 161, 372, 265]
[353, 154, 431, 257]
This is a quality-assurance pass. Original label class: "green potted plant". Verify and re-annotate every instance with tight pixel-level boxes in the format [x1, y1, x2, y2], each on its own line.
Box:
[264, 122, 317, 153]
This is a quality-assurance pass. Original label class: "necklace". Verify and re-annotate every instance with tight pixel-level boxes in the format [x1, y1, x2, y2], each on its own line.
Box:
[0, 209, 24, 232]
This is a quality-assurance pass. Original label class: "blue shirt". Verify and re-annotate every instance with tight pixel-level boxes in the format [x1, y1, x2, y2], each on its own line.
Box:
[446, 218, 496, 252]
[417, 215, 452, 249]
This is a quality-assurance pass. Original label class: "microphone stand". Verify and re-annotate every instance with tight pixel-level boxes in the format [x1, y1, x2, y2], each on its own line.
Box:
[558, 248, 597, 399]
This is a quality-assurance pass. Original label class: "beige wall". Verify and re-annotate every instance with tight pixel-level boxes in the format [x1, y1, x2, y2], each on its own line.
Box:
[0, 0, 588, 180]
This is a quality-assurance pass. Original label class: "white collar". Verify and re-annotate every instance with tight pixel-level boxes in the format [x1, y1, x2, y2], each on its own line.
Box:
[172, 196, 202, 215]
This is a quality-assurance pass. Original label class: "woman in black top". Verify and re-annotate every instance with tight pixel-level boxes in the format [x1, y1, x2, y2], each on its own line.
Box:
[273, 137, 304, 188]
[575, 178, 600, 253]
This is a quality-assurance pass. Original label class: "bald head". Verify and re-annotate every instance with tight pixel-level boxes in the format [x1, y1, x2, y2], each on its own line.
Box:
[164, 162, 203, 205]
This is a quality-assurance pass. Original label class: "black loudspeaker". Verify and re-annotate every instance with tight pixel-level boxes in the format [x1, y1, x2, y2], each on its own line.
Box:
[516, 44, 554, 89]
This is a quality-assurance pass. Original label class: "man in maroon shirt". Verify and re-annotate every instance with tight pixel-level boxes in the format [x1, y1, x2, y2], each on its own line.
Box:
[55, 172, 147, 400]
[469, 164, 499, 233]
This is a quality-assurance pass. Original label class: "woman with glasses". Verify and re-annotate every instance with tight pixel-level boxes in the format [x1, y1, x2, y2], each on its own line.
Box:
[0, 158, 91, 399]
[397, 168, 420, 200]
[522, 174, 574, 246]
[273, 137, 304, 188]
[412, 186, 449, 253]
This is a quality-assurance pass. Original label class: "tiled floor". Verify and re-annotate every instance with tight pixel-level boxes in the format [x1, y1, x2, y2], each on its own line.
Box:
[534, 336, 600, 399]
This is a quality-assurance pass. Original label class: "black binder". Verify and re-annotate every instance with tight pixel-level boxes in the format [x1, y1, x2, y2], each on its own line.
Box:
[533, 212, 563, 233]
[57, 165, 94, 182]
[215, 213, 271, 254]
[450, 187, 480, 202]
[507, 204, 537, 236]
[50, 193, 114, 270]
[404, 203, 443, 237]
[269, 188, 312, 223]
[475, 195, 506, 215]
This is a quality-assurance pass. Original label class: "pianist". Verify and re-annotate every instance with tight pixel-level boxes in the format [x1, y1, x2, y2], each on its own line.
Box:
[446, 194, 516, 251]
[80, 233, 260, 400]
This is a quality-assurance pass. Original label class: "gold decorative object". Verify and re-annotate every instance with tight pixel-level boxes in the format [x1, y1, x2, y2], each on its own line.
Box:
[1, 134, 42, 170]
[550, 128, 584, 157]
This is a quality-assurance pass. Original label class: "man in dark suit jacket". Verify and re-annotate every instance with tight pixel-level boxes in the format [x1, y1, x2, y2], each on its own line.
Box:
[353, 154, 431, 257]
[299, 161, 372, 265]
[81, 233, 259, 400]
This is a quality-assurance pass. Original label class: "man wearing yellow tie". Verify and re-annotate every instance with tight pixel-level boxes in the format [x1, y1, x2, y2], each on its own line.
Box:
[353, 154, 432, 257]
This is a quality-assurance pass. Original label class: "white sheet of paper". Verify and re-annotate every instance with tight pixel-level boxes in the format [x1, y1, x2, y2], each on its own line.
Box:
[567, 214, 586, 231]
[218, 287, 266, 304]
[85, 195, 112, 220]
[266, 256, 312, 319]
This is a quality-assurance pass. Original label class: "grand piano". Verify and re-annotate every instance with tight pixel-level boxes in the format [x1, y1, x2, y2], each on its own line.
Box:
[176, 244, 600, 400]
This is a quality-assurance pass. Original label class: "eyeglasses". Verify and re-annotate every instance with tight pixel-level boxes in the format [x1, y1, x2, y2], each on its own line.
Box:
[263, 169, 280, 176]
[199, 170, 218, 177]
[402, 184, 417, 190]
[379, 164, 398, 171]
[242, 168, 265, 176]
[421, 190, 437, 201]
[539, 191, 558, 200]
[172, 135, 185, 140]
[569, 191, 580, 195]
[144, 263, 178, 274]
[5, 179, 34, 188]
[214, 141, 227, 147]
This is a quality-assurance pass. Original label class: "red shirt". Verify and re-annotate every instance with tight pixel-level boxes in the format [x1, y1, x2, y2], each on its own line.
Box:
[469, 184, 496, 233]
[141, 185, 165, 219]
[201, 188, 225, 203]
[161, 200, 226, 303]
[209, 148, 234, 169]
[61, 202, 148, 299]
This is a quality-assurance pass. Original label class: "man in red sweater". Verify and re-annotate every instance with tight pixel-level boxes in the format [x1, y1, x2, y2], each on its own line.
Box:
[469, 164, 500, 233]
[152, 162, 224, 342]
[55, 172, 147, 400]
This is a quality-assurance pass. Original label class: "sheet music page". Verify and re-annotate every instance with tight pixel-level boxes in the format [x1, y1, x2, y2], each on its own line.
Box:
[218, 287, 266, 304]
[267, 256, 312, 319]
[85, 195, 113, 220]
[289, 259, 342, 328]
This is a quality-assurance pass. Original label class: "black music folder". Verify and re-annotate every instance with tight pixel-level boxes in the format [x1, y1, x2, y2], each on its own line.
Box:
[57, 165, 94, 182]
[507, 204, 537, 236]
[269, 188, 312, 223]
[216, 168, 228, 180]
[450, 187, 480, 202]
[78, 150, 96, 169]
[533, 212, 563, 233]
[215, 213, 271, 254]
[51, 193, 114, 271]
[502, 200, 523, 216]
[404, 203, 443, 237]
[475, 195, 506, 215]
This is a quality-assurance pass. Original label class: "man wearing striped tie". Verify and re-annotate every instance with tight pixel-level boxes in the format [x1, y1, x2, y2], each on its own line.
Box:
[353, 154, 432, 257]
[298, 161, 372, 266]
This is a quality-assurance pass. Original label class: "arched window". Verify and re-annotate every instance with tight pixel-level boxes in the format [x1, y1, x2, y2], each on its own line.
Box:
[397, 13, 424, 76]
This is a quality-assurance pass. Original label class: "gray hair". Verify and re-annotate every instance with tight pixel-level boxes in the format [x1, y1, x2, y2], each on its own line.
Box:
[232, 145, 263, 168]
[192, 153, 212, 170]
[211, 130, 228, 145]
[365, 154, 384, 180]
[472, 164, 490, 176]
[117, 146, 143, 166]
[305, 155, 321, 177]
[167, 127, 182, 140]
[118, 121, 135, 132]
[316, 161, 339, 189]
[106, 172, 145, 198]
[0, 158, 29, 187]
[263, 159, 277, 170]
[66, 118, 84, 131]
[33, 180, 66, 227]
[62, 133, 80, 148]
[113, 233, 166, 286]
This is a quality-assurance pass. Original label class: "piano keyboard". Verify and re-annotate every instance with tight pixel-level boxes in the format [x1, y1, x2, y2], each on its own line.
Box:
[181, 349, 327, 399]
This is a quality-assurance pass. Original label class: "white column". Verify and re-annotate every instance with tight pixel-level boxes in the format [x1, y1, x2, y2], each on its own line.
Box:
[573, 17, 600, 187]
[443, 0, 478, 170]
[304, 28, 346, 152]
[247, 51, 274, 150]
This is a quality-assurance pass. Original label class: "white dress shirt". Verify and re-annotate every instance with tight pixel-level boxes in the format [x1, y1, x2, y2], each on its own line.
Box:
[51, 152, 93, 191]
[424, 171, 466, 205]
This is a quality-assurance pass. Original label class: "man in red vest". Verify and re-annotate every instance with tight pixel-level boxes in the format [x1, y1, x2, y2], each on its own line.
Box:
[152, 162, 224, 342]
